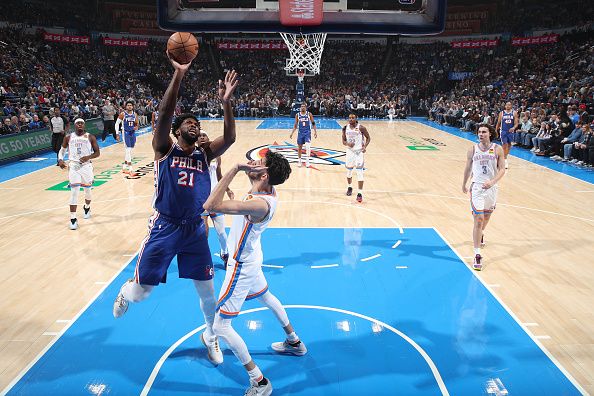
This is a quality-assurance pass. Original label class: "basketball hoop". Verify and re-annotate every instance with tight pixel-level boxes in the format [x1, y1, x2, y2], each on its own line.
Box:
[280, 32, 327, 76]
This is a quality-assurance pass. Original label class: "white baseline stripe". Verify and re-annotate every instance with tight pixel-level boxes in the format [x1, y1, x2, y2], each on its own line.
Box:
[361, 254, 381, 262]
[311, 264, 339, 269]
[1, 253, 139, 395]
[140, 305, 450, 396]
[523, 322, 539, 327]
[262, 264, 284, 269]
[432, 227, 587, 395]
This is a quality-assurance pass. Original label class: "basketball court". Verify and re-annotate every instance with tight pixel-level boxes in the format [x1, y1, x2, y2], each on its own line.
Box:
[1, 0, 593, 394]
[1, 118, 592, 395]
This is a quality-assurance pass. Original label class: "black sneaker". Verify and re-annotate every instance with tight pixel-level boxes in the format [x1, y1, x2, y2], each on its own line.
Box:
[346, 187, 353, 196]
[356, 193, 363, 203]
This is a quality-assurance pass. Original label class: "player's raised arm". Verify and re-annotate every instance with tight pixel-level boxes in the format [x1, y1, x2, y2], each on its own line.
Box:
[205, 70, 238, 160]
[203, 162, 269, 221]
[153, 54, 192, 158]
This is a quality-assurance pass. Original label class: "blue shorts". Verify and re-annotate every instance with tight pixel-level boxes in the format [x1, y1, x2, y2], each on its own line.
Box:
[297, 132, 311, 145]
[135, 212, 214, 285]
[500, 130, 514, 145]
[124, 131, 136, 148]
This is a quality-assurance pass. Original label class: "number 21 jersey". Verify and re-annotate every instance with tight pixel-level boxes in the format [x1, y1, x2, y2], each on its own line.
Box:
[153, 143, 211, 220]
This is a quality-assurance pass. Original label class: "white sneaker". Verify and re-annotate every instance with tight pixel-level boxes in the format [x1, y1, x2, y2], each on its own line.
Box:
[83, 206, 91, 219]
[271, 339, 308, 356]
[69, 218, 78, 230]
[530, 147, 536, 152]
[201, 332, 223, 365]
[297, 161, 302, 168]
[113, 280, 131, 318]
[244, 378, 272, 396]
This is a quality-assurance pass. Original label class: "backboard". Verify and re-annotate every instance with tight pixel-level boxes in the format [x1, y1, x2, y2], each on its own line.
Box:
[158, 0, 447, 35]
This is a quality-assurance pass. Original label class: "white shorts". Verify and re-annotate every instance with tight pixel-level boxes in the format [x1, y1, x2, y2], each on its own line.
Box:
[346, 149, 364, 169]
[470, 182, 497, 215]
[69, 162, 94, 187]
[216, 259, 268, 319]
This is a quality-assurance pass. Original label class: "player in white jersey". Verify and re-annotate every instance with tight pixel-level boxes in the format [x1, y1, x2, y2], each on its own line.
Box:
[462, 123, 506, 270]
[203, 151, 305, 396]
[198, 130, 234, 268]
[58, 118, 100, 230]
[342, 113, 371, 203]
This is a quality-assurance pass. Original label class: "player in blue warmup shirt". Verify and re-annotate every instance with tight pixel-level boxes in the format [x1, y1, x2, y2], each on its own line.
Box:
[113, 52, 239, 367]
[116, 100, 139, 175]
[290, 103, 317, 167]
[495, 101, 519, 169]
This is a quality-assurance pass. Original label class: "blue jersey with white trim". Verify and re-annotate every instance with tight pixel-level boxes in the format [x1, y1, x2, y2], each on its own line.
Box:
[501, 110, 514, 133]
[298, 112, 311, 134]
[123, 111, 137, 134]
[153, 143, 211, 220]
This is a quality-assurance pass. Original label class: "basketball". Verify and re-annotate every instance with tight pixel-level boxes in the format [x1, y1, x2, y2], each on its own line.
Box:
[167, 32, 199, 64]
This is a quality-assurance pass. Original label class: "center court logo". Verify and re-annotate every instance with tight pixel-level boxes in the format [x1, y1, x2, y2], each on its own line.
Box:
[246, 142, 345, 166]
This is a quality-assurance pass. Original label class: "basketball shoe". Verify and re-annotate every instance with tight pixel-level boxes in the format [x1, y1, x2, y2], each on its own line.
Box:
[473, 254, 483, 271]
[346, 186, 353, 196]
[69, 218, 78, 230]
[271, 339, 308, 356]
[201, 332, 223, 365]
[113, 279, 132, 318]
[356, 193, 363, 203]
[83, 206, 91, 219]
[245, 378, 272, 396]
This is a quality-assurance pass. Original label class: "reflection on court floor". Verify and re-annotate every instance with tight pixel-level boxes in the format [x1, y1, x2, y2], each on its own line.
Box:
[6, 228, 581, 395]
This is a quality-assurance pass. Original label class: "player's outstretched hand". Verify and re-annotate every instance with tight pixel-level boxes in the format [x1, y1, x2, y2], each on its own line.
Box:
[166, 51, 192, 74]
[462, 185, 468, 194]
[219, 70, 239, 103]
[58, 160, 67, 169]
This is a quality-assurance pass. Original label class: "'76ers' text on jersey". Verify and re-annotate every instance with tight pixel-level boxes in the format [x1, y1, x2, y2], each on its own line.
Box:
[153, 144, 211, 220]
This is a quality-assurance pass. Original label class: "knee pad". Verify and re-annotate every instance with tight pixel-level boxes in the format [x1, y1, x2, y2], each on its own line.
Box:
[346, 167, 353, 178]
[84, 187, 92, 201]
[69, 187, 80, 205]
[356, 168, 364, 181]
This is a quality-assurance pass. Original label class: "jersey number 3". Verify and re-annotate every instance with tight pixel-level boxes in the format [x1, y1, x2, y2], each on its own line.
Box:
[178, 171, 195, 187]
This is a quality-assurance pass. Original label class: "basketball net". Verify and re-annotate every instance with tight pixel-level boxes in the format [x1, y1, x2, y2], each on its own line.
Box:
[281, 32, 327, 76]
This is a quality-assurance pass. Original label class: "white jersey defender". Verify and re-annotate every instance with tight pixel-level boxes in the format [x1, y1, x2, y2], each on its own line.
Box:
[470, 142, 499, 214]
[217, 190, 278, 318]
[68, 131, 94, 187]
[344, 123, 364, 169]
